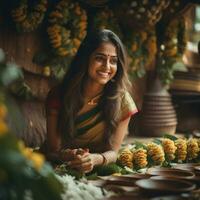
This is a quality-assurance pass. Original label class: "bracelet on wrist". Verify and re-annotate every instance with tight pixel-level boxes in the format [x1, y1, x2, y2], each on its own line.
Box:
[100, 153, 107, 166]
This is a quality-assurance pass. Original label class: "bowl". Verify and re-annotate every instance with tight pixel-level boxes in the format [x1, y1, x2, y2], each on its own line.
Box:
[135, 179, 196, 195]
[106, 176, 137, 187]
[150, 194, 191, 200]
[104, 184, 138, 193]
[146, 168, 195, 180]
[194, 166, 200, 172]
[172, 163, 200, 171]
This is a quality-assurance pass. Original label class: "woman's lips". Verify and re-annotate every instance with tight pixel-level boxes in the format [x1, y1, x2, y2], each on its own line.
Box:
[97, 71, 111, 77]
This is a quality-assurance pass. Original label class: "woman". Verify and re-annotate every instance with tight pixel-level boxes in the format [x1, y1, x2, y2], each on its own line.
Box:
[45, 29, 138, 173]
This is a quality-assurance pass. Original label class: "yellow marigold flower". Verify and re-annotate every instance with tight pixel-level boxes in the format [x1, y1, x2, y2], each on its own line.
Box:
[146, 37, 157, 55]
[0, 103, 7, 119]
[175, 138, 187, 161]
[162, 138, 177, 161]
[81, 15, 87, 21]
[131, 43, 137, 52]
[187, 138, 200, 160]
[21, 147, 33, 158]
[73, 38, 81, 48]
[29, 152, 45, 171]
[43, 66, 51, 77]
[140, 31, 147, 42]
[147, 143, 165, 165]
[19, 141, 45, 171]
[79, 22, 86, 30]
[118, 148, 133, 169]
[18, 140, 25, 150]
[74, 5, 81, 15]
[0, 120, 8, 135]
[163, 47, 177, 57]
[133, 148, 148, 168]
[49, 11, 63, 19]
[197, 139, 200, 149]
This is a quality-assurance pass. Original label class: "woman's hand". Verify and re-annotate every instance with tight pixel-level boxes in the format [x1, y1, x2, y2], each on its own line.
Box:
[67, 152, 94, 173]
[60, 148, 78, 162]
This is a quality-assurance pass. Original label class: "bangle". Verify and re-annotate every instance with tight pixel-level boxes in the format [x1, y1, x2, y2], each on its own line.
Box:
[100, 153, 107, 166]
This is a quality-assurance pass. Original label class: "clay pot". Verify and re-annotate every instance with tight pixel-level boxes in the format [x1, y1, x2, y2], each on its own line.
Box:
[140, 77, 177, 137]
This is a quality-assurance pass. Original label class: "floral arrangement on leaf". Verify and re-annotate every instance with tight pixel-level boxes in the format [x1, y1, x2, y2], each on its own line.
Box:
[156, 16, 187, 86]
[93, 6, 122, 37]
[113, 0, 170, 31]
[124, 29, 157, 79]
[11, 0, 47, 32]
[117, 134, 200, 171]
[47, 0, 87, 57]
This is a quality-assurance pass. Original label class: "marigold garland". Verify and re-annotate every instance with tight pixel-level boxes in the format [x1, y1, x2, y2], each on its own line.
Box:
[113, 0, 170, 29]
[0, 102, 8, 135]
[47, 0, 87, 57]
[187, 138, 200, 161]
[132, 148, 148, 169]
[162, 138, 177, 161]
[118, 148, 133, 169]
[157, 16, 187, 85]
[93, 7, 122, 37]
[11, 0, 47, 32]
[125, 29, 157, 78]
[118, 136, 200, 171]
[175, 138, 187, 162]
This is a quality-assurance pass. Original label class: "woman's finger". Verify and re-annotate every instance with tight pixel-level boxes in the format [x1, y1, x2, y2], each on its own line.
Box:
[71, 161, 93, 173]
[68, 155, 91, 167]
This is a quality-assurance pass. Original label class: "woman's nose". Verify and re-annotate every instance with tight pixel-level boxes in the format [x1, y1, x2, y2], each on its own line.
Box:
[104, 58, 110, 69]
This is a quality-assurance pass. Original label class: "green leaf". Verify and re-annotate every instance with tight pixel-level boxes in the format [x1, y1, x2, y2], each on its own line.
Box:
[153, 138, 162, 145]
[163, 134, 177, 141]
[134, 141, 147, 150]
[94, 163, 122, 176]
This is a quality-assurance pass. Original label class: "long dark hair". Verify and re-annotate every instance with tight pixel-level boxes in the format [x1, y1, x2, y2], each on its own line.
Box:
[58, 29, 131, 143]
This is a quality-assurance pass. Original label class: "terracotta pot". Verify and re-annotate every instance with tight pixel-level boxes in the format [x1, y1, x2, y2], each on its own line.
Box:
[140, 77, 177, 136]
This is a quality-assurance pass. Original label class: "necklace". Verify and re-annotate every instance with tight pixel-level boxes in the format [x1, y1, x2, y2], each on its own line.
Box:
[87, 93, 102, 106]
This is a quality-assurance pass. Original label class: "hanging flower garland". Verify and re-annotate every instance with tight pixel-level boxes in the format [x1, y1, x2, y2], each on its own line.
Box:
[113, 0, 170, 30]
[11, 0, 47, 32]
[47, 0, 87, 57]
[125, 29, 157, 79]
[157, 16, 187, 85]
[79, 0, 110, 7]
[93, 6, 122, 37]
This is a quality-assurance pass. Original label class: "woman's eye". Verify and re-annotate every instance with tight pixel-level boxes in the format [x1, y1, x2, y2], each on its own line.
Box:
[110, 58, 117, 65]
[95, 56, 104, 62]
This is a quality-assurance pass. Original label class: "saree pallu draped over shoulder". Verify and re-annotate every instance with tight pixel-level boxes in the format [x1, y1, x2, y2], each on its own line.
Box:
[46, 89, 138, 152]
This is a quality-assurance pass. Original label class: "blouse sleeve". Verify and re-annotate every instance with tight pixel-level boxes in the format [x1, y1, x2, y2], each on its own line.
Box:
[46, 87, 61, 111]
[120, 91, 138, 121]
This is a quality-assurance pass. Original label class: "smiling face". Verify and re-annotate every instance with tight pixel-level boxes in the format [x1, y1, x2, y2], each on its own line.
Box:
[87, 42, 118, 87]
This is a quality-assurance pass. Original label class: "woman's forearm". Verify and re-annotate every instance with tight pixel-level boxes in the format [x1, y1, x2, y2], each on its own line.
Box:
[91, 150, 117, 166]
